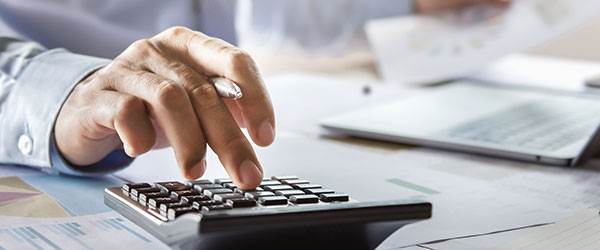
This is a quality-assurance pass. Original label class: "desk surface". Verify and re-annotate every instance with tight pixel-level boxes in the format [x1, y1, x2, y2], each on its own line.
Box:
[2, 55, 600, 250]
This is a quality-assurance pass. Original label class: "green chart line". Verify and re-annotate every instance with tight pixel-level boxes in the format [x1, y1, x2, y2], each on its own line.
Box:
[386, 178, 440, 195]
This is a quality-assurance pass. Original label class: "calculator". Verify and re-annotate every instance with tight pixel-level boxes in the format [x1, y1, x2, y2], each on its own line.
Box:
[104, 176, 432, 250]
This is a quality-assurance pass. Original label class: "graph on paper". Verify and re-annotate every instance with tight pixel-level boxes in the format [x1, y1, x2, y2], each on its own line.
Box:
[0, 212, 170, 250]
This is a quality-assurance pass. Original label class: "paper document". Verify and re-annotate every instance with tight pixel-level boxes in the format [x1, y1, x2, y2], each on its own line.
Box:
[0, 212, 170, 250]
[0, 166, 170, 249]
[492, 208, 600, 250]
[366, 0, 600, 84]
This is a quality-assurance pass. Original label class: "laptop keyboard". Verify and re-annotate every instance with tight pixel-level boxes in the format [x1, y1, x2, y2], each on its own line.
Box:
[446, 98, 600, 151]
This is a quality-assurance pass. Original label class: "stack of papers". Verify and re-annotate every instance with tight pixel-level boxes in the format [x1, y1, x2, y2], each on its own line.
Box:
[367, 0, 600, 84]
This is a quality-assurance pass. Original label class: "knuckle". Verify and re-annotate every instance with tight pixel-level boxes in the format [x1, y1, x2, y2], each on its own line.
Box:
[126, 39, 157, 58]
[155, 81, 187, 104]
[165, 26, 190, 38]
[226, 49, 252, 68]
[190, 83, 220, 102]
[116, 96, 145, 120]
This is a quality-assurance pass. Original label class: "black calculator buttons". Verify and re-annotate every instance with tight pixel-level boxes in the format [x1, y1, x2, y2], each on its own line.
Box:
[203, 188, 233, 197]
[281, 179, 310, 185]
[122, 183, 150, 193]
[320, 193, 349, 202]
[185, 179, 212, 187]
[155, 182, 189, 192]
[214, 178, 233, 185]
[180, 195, 211, 204]
[202, 204, 232, 212]
[148, 197, 179, 208]
[167, 206, 196, 220]
[193, 184, 223, 192]
[292, 184, 322, 190]
[192, 200, 222, 210]
[213, 193, 244, 203]
[244, 191, 275, 199]
[263, 185, 293, 192]
[271, 176, 298, 181]
[275, 190, 305, 198]
[171, 189, 200, 199]
[226, 198, 257, 208]
[305, 188, 335, 196]
[259, 180, 280, 187]
[258, 196, 288, 206]
[289, 195, 319, 204]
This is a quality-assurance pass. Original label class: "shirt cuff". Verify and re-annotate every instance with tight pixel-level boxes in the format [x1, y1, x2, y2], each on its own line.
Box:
[49, 136, 134, 176]
[366, 0, 415, 20]
[0, 48, 130, 175]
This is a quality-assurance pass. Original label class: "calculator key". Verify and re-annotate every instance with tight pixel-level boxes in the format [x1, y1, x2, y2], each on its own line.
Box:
[214, 178, 233, 184]
[170, 189, 200, 199]
[305, 188, 335, 196]
[258, 196, 288, 206]
[130, 187, 161, 197]
[193, 184, 223, 192]
[148, 197, 179, 208]
[139, 192, 169, 204]
[223, 183, 238, 189]
[271, 176, 298, 181]
[226, 198, 257, 208]
[155, 182, 189, 192]
[320, 193, 349, 202]
[213, 193, 244, 203]
[185, 179, 212, 187]
[203, 188, 233, 197]
[201, 204, 232, 212]
[245, 191, 275, 199]
[259, 180, 281, 187]
[289, 195, 319, 204]
[275, 189, 305, 198]
[122, 183, 150, 193]
[192, 200, 222, 209]
[282, 179, 310, 185]
[167, 206, 196, 220]
[180, 195, 211, 204]
[264, 185, 293, 192]
[292, 184, 322, 190]
[160, 202, 190, 212]
[234, 187, 263, 194]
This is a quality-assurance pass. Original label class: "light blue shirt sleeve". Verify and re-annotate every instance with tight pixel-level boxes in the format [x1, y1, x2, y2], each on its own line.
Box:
[0, 23, 134, 176]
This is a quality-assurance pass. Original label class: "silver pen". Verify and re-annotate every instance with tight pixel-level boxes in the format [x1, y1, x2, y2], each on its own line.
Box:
[210, 76, 243, 100]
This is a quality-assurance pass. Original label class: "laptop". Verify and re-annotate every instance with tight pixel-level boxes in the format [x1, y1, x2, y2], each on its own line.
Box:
[320, 81, 600, 166]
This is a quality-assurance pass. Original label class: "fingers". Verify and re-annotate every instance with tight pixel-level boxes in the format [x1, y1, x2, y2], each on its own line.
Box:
[92, 90, 156, 157]
[136, 44, 263, 189]
[151, 27, 276, 147]
[105, 55, 208, 179]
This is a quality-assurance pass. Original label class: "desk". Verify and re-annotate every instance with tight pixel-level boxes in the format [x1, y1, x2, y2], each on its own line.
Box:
[2, 55, 600, 250]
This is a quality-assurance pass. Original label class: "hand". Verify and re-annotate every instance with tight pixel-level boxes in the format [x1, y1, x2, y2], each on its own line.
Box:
[54, 27, 275, 189]
[415, 0, 511, 14]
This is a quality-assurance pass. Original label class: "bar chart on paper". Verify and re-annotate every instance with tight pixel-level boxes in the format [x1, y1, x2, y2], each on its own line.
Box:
[0, 212, 170, 250]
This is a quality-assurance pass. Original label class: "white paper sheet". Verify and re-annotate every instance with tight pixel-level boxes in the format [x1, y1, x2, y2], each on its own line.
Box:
[366, 0, 600, 84]
[491, 208, 600, 250]
[0, 212, 170, 250]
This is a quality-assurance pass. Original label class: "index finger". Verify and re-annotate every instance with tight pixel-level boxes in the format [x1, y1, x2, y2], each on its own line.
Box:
[151, 27, 276, 147]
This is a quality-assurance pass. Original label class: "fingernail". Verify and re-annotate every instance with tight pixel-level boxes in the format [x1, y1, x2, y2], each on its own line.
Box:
[123, 143, 135, 157]
[258, 121, 275, 144]
[239, 160, 262, 184]
[188, 159, 207, 179]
